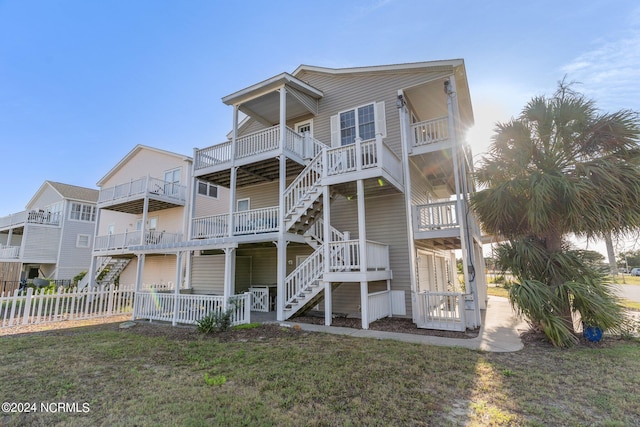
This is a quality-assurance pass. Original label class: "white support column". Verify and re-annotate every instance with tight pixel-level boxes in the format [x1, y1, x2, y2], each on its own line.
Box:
[132, 253, 145, 320]
[228, 166, 237, 237]
[279, 86, 287, 153]
[356, 179, 369, 330]
[187, 157, 198, 241]
[172, 251, 183, 326]
[184, 251, 193, 290]
[223, 247, 236, 309]
[324, 281, 332, 326]
[140, 185, 150, 245]
[361, 281, 369, 329]
[275, 240, 288, 321]
[323, 179, 331, 274]
[397, 90, 419, 323]
[447, 76, 479, 328]
[357, 179, 367, 272]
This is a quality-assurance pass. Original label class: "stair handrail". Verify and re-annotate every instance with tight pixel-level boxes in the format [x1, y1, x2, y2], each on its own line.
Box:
[283, 151, 323, 219]
[305, 218, 346, 245]
[284, 246, 324, 307]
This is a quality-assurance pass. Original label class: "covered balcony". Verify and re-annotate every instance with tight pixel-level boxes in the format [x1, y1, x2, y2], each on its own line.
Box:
[93, 230, 184, 254]
[191, 206, 280, 240]
[97, 176, 187, 214]
[413, 199, 482, 248]
[193, 127, 324, 187]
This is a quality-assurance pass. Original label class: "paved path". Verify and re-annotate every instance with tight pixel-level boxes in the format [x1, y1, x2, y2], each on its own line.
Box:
[616, 284, 640, 302]
[281, 296, 527, 353]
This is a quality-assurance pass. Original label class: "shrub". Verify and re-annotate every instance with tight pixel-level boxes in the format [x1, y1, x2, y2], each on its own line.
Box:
[196, 307, 234, 333]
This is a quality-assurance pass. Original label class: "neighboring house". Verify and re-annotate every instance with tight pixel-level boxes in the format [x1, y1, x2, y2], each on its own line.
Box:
[0, 181, 98, 292]
[131, 59, 487, 332]
[85, 145, 227, 289]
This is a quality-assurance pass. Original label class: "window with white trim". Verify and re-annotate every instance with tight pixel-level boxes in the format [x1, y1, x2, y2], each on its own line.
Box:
[330, 101, 386, 147]
[69, 203, 96, 222]
[76, 234, 91, 248]
[197, 181, 218, 199]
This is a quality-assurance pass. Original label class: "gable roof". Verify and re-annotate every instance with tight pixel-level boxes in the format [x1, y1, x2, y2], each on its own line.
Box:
[292, 59, 465, 77]
[26, 181, 99, 209]
[97, 144, 192, 187]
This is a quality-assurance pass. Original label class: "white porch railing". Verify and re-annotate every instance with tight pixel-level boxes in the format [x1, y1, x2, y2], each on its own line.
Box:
[191, 207, 279, 239]
[415, 201, 458, 231]
[0, 210, 61, 229]
[194, 127, 318, 171]
[0, 285, 135, 328]
[191, 214, 229, 239]
[416, 291, 466, 332]
[411, 116, 449, 147]
[329, 240, 389, 272]
[367, 290, 392, 323]
[324, 136, 402, 185]
[142, 230, 183, 246]
[234, 206, 279, 235]
[98, 176, 187, 205]
[94, 231, 142, 251]
[0, 245, 20, 259]
[194, 141, 232, 169]
[415, 199, 482, 238]
[133, 291, 251, 326]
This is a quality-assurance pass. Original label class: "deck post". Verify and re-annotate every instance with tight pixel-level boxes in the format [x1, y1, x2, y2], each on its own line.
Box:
[357, 179, 369, 329]
[171, 251, 183, 326]
[223, 247, 236, 310]
[132, 253, 145, 320]
[323, 281, 332, 326]
[361, 281, 369, 329]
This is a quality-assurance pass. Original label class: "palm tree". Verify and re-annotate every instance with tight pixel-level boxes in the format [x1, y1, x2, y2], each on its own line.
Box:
[472, 82, 640, 346]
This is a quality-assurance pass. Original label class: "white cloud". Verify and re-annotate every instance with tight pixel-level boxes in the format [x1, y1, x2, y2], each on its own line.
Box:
[561, 27, 640, 112]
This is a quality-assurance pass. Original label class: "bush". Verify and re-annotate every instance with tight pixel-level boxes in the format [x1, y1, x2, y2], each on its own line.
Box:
[196, 307, 234, 333]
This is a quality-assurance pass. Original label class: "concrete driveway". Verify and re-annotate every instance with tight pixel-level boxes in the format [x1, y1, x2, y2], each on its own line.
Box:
[614, 284, 640, 302]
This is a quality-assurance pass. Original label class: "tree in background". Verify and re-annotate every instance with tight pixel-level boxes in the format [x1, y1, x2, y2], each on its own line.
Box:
[472, 81, 640, 346]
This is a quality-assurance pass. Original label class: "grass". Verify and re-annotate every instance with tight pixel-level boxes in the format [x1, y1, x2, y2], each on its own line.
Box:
[1, 322, 639, 426]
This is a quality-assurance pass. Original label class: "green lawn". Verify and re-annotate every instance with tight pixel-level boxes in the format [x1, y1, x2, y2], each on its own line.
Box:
[1, 321, 639, 426]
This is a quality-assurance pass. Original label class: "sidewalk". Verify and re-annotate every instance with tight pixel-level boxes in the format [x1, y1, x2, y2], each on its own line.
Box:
[280, 296, 527, 352]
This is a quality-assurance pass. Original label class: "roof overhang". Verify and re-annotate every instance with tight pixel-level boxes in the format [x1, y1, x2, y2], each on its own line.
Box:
[222, 73, 323, 126]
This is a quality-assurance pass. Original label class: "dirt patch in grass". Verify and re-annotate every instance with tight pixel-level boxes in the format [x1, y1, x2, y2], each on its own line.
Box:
[293, 314, 480, 338]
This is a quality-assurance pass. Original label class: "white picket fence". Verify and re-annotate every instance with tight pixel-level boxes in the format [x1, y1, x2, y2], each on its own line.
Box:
[133, 291, 251, 326]
[0, 285, 135, 328]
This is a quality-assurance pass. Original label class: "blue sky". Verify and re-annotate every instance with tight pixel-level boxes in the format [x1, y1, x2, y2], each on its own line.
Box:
[1, 0, 639, 251]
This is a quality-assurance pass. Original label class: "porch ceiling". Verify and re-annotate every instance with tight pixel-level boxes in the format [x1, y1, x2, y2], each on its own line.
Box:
[100, 198, 184, 215]
[415, 237, 462, 251]
[198, 158, 306, 188]
[410, 150, 455, 195]
[223, 73, 323, 126]
[331, 176, 403, 200]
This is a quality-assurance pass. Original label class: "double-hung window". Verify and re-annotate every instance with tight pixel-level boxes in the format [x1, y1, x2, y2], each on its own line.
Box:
[69, 203, 96, 222]
[197, 181, 218, 198]
[331, 102, 386, 147]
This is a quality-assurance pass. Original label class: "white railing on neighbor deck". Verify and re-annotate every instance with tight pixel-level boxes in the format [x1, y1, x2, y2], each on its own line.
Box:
[98, 176, 187, 204]
[0, 245, 20, 259]
[416, 291, 465, 332]
[415, 201, 458, 231]
[0, 210, 61, 229]
[411, 116, 449, 147]
[191, 214, 229, 239]
[328, 240, 389, 272]
[94, 231, 142, 251]
[0, 285, 135, 328]
[133, 291, 251, 326]
[234, 206, 279, 235]
[142, 230, 183, 246]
